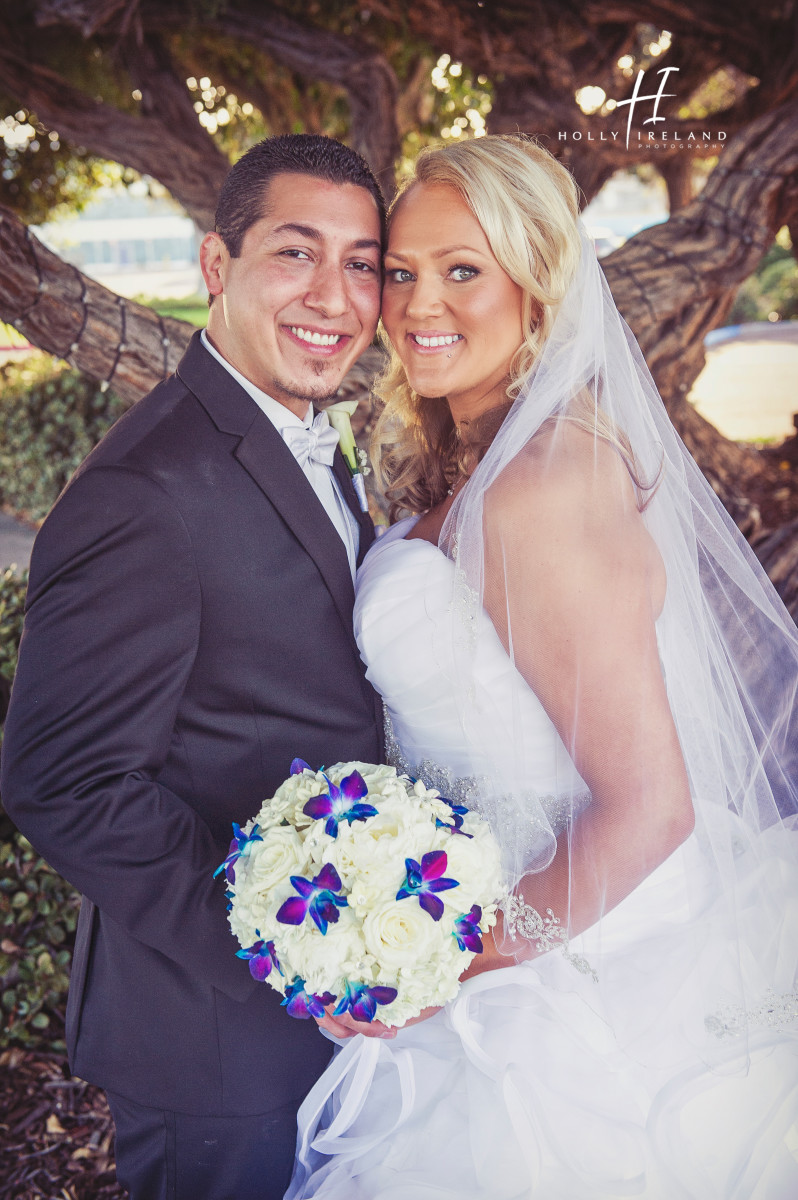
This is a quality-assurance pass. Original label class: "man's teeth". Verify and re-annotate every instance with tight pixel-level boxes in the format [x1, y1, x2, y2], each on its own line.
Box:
[413, 334, 463, 347]
[290, 327, 342, 346]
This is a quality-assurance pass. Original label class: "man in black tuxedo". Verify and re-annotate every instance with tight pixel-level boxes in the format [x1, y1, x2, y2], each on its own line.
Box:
[1, 135, 388, 1199]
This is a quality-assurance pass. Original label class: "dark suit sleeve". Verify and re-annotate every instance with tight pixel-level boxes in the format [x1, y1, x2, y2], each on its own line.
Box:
[1, 465, 257, 1004]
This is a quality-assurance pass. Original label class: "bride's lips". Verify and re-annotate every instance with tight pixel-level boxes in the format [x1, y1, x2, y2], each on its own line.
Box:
[282, 324, 353, 357]
[406, 331, 464, 354]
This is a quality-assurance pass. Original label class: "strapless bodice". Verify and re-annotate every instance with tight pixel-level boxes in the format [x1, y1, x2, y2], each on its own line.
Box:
[354, 516, 590, 845]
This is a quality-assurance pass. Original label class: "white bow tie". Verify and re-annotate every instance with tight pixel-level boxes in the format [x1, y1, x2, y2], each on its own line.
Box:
[282, 412, 340, 469]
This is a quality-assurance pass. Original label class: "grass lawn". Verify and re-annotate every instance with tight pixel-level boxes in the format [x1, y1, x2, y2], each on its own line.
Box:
[139, 295, 209, 327]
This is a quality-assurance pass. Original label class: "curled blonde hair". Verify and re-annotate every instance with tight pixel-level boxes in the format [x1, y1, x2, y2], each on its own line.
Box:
[372, 135, 582, 517]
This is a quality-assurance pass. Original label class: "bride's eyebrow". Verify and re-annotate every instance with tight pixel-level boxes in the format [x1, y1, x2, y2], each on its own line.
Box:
[384, 245, 486, 262]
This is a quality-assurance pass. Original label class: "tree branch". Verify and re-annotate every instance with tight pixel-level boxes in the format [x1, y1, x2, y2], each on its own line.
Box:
[0, 204, 192, 406]
[0, 34, 227, 229]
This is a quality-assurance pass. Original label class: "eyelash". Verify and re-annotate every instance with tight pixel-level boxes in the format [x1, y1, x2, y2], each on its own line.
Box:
[279, 249, 377, 273]
[385, 264, 480, 284]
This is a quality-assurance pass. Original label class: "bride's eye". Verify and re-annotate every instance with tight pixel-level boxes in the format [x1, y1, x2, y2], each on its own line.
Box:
[385, 267, 415, 284]
[449, 264, 479, 282]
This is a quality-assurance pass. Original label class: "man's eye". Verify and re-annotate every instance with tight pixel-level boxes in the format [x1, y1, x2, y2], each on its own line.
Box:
[385, 268, 415, 284]
[279, 248, 312, 260]
[349, 260, 378, 273]
[450, 265, 479, 281]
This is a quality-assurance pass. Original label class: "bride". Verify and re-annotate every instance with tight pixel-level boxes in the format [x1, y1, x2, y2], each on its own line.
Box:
[288, 136, 798, 1199]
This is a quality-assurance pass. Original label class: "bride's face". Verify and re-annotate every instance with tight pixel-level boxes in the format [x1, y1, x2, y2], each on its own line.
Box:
[382, 182, 525, 419]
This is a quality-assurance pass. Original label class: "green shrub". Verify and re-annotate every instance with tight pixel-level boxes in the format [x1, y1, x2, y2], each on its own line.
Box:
[0, 834, 79, 1052]
[0, 565, 80, 1052]
[0, 353, 127, 522]
[0, 564, 27, 704]
[727, 236, 798, 326]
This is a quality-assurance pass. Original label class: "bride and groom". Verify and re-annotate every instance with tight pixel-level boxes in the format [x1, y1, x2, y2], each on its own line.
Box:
[3, 133, 797, 1199]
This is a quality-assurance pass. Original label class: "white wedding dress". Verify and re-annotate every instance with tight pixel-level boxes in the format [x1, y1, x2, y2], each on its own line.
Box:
[287, 516, 798, 1200]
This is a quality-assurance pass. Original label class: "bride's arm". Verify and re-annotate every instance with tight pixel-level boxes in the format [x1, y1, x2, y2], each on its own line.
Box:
[468, 427, 694, 973]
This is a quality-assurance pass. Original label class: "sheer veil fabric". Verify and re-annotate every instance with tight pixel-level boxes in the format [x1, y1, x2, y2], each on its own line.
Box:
[287, 225, 798, 1199]
[439, 224, 798, 1056]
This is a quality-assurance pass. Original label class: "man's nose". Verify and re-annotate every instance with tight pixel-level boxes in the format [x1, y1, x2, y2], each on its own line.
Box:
[304, 262, 349, 319]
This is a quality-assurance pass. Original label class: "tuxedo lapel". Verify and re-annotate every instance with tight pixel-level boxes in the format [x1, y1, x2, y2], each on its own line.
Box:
[331, 448, 375, 565]
[234, 418, 358, 645]
[177, 333, 359, 648]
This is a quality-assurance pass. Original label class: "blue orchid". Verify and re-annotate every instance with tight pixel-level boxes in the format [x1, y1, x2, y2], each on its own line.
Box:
[453, 905, 484, 954]
[281, 978, 336, 1019]
[303, 769, 378, 838]
[213, 822, 263, 884]
[396, 850, 459, 921]
[291, 758, 312, 775]
[333, 981, 398, 1023]
[435, 796, 473, 838]
[276, 863, 348, 935]
[236, 934, 283, 982]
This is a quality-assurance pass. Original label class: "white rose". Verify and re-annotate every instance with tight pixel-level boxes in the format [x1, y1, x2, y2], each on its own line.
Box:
[288, 911, 369, 996]
[245, 825, 308, 892]
[363, 896, 450, 972]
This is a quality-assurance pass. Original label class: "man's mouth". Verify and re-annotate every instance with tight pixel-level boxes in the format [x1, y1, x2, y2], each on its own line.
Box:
[287, 325, 346, 348]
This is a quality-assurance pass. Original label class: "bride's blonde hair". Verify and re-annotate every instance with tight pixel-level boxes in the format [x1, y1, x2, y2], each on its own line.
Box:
[372, 136, 648, 517]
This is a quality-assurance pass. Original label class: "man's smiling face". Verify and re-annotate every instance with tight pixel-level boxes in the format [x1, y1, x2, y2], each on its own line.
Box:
[201, 172, 382, 417]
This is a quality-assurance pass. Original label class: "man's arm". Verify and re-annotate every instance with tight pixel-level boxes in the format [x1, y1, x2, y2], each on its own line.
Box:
[1, 465, 257, 1003]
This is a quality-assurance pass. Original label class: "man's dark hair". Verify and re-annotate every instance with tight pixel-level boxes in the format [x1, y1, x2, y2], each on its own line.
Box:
[214, 133, 386, 257]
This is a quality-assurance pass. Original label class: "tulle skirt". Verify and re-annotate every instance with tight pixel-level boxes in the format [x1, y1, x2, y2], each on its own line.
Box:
[286, 822, 798, 1199]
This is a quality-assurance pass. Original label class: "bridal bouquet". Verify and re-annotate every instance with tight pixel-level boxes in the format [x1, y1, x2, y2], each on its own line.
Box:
[216, 760, 505, 1026]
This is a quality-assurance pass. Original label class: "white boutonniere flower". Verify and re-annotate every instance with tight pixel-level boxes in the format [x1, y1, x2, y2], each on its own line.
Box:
[325, 399, 369, 513]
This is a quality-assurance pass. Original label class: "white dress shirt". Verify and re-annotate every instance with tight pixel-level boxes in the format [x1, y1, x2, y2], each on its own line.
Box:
[200, 330, 359, 579]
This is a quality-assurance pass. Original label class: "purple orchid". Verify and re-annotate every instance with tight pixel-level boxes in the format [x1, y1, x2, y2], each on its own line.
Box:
[213, 822, 263, 884]
[303, 769, 378, 838]
[236, 934, 283, 981]
[291, 758, 312, 775]
[276, 863, 348, 935]
[435, 796, 473, 838]
[281, 978, 336, 1019]
[453, 905, 484, 954]
[333, 981, 398, 1023]
[396, 850, 459, 921]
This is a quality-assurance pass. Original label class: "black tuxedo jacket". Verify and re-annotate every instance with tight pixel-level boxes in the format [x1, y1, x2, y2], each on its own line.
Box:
[1, 332, 383, 1116]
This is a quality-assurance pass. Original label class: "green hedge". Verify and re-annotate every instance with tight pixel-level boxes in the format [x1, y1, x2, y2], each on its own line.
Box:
[0, 836, 79, 1052]
[0, 353, 126, 522]
[0, 566, 81, 1051]
[0, 354, 124, 1051]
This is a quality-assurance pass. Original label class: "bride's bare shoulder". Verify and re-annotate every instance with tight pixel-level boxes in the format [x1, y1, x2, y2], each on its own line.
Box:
[486, 420, 639, 529]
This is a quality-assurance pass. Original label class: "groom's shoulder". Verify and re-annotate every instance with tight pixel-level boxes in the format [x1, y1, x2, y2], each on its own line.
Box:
[73, 338, 243, 492]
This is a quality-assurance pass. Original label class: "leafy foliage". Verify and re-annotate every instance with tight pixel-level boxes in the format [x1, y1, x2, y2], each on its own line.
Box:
[728, 233, 798, 324]
[0, 355, 126, 522]
[0, 834, 79, 1052]
[0, 566, 80, 1054]
[0, 566, 26, 708]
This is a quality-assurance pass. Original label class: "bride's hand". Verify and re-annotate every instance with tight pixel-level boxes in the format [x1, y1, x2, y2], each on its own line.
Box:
[315, 1007, 398, 1040]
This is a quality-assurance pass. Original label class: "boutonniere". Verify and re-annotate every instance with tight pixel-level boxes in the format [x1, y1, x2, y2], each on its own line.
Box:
[325, 399, 370, 514]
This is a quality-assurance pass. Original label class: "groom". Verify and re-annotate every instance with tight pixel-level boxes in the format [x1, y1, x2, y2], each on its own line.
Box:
[1, 135, 386, 1199]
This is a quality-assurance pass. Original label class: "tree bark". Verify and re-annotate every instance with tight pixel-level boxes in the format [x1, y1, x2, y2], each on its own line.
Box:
[599, 98, 798, 526]
[0, 205, 192, 407]
[0, 37, 228, 230]
[31, 0, 402, 203]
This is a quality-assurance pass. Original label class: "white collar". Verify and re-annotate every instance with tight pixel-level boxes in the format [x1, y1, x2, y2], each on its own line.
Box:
[200, 329, 312, 431]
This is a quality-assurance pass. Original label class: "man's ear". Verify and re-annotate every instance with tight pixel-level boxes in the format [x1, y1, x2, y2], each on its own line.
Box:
[200, 232, 227, 298]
